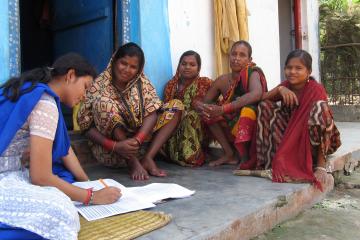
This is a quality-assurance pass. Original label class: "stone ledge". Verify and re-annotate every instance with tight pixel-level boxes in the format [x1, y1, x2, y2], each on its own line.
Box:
[206, 176, 333, 240]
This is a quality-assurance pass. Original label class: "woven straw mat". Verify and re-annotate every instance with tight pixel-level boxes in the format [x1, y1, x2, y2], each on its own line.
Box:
[78, 210, 171, 240]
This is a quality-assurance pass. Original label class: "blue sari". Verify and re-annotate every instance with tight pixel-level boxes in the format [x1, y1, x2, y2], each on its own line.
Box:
[0, 83, 75, 239]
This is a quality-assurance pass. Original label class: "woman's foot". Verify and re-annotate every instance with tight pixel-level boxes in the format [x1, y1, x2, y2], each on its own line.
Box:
[209, 154, 238, 167]
[141, 157, 167, 177]
[126, 158, 149, 181]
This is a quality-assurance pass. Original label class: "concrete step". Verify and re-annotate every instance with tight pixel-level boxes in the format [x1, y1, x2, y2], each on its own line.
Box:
[84, 162, 333, 240]
[74, 122, 360, 240]
[327, 122, 360, 175]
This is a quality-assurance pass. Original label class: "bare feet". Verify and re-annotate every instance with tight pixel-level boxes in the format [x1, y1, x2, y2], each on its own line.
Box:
[141, 156, 167, 177]
[126, 158, 149, 181]
[209, 154, 238, 167]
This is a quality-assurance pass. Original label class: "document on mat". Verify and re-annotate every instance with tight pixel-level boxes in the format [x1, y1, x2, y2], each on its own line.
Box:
[73, 179, 155, 221]
[127, 183, 195, 204]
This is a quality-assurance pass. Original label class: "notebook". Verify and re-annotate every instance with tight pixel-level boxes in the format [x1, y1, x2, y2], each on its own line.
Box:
[73, 179, 195, 221]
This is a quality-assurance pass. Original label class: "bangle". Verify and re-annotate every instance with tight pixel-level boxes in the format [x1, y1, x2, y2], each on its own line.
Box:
[89, 189, 95, 205]
[315, 167, 327, 173]
[103, 138, 116, 151]
[84, 188, 93, 205]
[223, 103, 233, 114]
[134, 131, 147, 145]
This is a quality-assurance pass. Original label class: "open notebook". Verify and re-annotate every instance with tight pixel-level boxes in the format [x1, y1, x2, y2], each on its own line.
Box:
[73, 179, 195, 221]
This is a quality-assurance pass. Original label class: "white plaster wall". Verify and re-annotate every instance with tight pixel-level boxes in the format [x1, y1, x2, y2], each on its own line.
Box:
[303, 0, 321, 81]
[247, 0, 281, 89]
[167, 0, 320, 88]
[167, 0, 215, 79]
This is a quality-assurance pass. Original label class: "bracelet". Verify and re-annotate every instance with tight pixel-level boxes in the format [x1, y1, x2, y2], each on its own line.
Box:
[89, 189, 95, 205]
[103, 138, 116, 151]
[315, 167, 327, 173]
[134, 131, 147, 145]
[84, 188, 93, 205]
[223, 103, 233, 114]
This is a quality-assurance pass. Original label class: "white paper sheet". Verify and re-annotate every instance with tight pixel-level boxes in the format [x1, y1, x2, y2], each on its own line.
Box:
[72, 179, 155, 221]
[127, 183, 195, 204]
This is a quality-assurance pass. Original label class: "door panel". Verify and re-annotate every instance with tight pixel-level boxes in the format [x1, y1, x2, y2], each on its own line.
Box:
[52, 0, 113, 72]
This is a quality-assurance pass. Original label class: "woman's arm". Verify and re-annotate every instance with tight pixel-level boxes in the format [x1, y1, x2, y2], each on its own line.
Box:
[62, 146, 89, 181]
[202, 72, 262, 118]
[132, 111, 157, 145]
[261, 85, 282, 102]
[202, 77, 221, 104]
[314, 146, 328, 185]
[231, 71, 263, 110]
[262, 85, 298, 107]
[29, 135, 121, 204]
[86, 127, 139, 158]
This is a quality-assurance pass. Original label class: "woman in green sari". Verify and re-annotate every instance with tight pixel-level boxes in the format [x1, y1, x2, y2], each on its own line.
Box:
[163, 51, 212, 166]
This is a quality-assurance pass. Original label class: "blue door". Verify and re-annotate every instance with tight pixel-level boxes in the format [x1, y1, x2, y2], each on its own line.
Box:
[52, 0, 118, 128]
[52, 0, 115, 72]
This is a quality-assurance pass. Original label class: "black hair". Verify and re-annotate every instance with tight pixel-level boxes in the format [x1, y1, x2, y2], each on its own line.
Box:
[178, 50, 202, 70]
[231, 40, 252, 58]
[113, 42, 145, 74]
[1, 53, 97, 102]
[285, 49, 312, 71]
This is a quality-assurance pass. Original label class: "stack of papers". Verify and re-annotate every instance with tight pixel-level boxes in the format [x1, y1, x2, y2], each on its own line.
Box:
[73, 179, 195, 221]
[73, 179, 155, 221]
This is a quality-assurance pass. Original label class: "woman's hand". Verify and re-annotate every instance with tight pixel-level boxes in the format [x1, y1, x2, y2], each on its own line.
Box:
[279, 86, 298, 108]
[113, 138, 139, 158]
[203, 104, 223, 120]
[192, 100, 205, 113]
[314, 168, 328, 186]
[92, 187, 122, 205]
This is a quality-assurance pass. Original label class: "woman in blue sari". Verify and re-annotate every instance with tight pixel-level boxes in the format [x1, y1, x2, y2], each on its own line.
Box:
[0, 53, 121, 240]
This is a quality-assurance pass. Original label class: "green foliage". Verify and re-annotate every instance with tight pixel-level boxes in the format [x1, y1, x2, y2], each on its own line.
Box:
[320, 0, 360, 104]
[320, 0, 349, 11]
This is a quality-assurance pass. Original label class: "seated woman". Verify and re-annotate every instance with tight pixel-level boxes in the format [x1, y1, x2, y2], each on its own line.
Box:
[201, 40, 267, 167]
[77, 42, 183, 181]
[0, 53, 121, 240]
[163, 50, 212, 166]
[239, 49, 341, 190]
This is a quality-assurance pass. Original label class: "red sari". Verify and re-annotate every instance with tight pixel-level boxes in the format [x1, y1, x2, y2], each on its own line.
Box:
[241, 79, 341, 190]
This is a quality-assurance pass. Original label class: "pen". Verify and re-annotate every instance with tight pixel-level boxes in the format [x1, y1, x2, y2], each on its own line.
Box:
[99, 178, 109, 188]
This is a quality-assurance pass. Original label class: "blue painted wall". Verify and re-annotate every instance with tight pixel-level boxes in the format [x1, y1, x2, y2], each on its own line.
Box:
[137, 0, 172, 98]
[0, 1, 9, 84]
[0, 0, 20, 84]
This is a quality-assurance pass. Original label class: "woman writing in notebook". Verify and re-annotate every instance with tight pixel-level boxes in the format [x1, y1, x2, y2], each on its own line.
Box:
[0, 53, 121, 240]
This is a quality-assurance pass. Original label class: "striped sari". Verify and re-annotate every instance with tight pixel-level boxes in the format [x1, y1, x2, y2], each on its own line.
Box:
[240, 79, 341, 189]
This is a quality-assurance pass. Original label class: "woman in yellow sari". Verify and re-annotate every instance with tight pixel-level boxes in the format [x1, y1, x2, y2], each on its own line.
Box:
[163, 51, 212, 166]
[77, 42, 183, 180]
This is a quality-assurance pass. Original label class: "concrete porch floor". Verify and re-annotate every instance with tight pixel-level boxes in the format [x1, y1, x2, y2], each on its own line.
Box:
[81, 122, 360, 240]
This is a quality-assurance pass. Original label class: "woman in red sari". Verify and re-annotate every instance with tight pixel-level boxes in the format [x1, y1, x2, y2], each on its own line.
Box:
[201, 41, 267, 167]
[239, 49, 341, 190]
